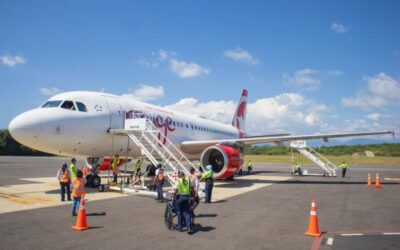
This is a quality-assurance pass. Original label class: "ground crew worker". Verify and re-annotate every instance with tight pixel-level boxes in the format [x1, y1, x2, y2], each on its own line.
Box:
[172, 171, 194, 234]
[153, 164, 165, 202]
[200, 165, 214, 203]
[69, 158, 77, 179]
[111, 155, 120, 184]
[57, 163, 71, 201]
[292, 162, 303, 176]
[246, 160, 253, 175]
[71, 170, 86, 216]
[134, 156, 144, 172]
[189, 167, 200, 215]
[340, 161, 348, 178]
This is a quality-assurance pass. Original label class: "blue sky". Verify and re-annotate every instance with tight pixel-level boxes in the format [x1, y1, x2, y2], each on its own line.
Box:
[1, 1, 399, 138]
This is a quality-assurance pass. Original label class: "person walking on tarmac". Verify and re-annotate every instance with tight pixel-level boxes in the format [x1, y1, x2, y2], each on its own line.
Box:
[200, 165, 214, 203]
[172, 171, 194, 234]
[57, 163, 71, 201]
[71, 170, 86, 216]
[111, 155, 120, 184]
[340, 161, 348, 178]
[246, 160, 253, 175]
[153, 164, 165, 202]
[69, 158, 77, 179]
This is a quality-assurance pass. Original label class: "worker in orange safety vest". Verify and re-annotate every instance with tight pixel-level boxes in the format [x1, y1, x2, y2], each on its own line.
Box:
[71, 170, 86, 216]
[57, 163, 71, 201]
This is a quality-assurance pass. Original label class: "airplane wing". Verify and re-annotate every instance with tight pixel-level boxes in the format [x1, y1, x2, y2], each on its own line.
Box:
[180, 130, 394, 154]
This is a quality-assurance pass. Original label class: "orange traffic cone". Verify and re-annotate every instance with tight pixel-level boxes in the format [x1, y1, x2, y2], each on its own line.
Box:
[367, 173, 372, 186]
[305, 199, 321, 237]
[375, 173, 382, 189]
[72, 196, 89, 231]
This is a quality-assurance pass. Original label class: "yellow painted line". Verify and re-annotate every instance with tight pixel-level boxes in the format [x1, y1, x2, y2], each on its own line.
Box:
[384, 178, 400, 181]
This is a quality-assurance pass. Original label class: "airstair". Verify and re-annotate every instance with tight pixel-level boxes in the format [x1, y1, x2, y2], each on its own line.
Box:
[110, 114, 203, 195]
[290, 140, 337, 177]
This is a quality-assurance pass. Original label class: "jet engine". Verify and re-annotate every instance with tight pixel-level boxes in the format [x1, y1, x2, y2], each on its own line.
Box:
[200, 144, 243, 179]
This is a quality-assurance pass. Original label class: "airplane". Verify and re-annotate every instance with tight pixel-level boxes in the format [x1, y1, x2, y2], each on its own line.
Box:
[8, 89, 393, 184]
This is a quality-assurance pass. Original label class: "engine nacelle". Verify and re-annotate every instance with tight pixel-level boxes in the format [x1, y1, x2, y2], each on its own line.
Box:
[200, 144, 243, 179]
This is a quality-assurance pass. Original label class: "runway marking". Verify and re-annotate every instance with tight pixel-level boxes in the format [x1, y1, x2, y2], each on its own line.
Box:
[326, 237, 334, 245]
[382, 232, 400, 235]
[341, 233, 363, 236]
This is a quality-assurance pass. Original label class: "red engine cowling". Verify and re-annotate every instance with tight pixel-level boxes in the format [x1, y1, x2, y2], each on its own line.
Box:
[200, 144, 243, 179]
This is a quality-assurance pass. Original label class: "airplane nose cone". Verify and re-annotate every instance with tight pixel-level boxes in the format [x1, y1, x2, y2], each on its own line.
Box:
[9, 110, 42, 147]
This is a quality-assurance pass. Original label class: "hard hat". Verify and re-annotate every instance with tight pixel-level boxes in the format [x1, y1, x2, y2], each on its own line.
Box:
[206, 165, 212, 171]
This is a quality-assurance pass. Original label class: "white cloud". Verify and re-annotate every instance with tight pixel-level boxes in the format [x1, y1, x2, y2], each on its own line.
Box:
[342, 73, 400, 110]
[139, 50, 209, 79]
[122, 84, 164, 101]
[165, 98, 235, 123]
[1, 54, 26, 67]
[331, 22, 348, 34]
[283, 68, 320, 91]
[169, 59, 210, 78]
[39, 87, 63, 96]
[165, 92, 331, 135]
[223, 48, 259, 65]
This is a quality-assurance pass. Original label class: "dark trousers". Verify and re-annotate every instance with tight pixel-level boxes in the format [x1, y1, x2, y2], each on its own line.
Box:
[156, 180, 164, 201]
[238, 169, 243, 175]
[205, 181, 213, 203]
[247, 167, 252, 175]
[176, 195, 191, 230]
[113, 172, 118, 182]
[60, 182, 71, 201]
[342, 168, 347, 178]
[72, 197, 81, 214]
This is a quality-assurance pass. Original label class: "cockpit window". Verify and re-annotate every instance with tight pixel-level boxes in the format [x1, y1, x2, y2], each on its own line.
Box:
[76, 102, 87, 112]
[61, 100, 76, 111]
[41, 100, 62, 108]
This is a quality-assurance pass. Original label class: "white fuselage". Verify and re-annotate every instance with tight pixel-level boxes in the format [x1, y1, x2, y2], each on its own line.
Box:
[9, 91, 240, 159]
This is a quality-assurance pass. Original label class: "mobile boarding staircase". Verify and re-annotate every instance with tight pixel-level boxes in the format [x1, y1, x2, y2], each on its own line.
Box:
[109, 115, 204, 197]
[290, 140, 337, 177]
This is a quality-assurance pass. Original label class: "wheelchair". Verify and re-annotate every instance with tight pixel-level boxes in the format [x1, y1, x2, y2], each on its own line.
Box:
[164, 200, 195, 230]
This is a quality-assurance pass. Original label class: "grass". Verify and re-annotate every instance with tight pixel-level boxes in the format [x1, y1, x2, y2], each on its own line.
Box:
[244, 154, 400, 166]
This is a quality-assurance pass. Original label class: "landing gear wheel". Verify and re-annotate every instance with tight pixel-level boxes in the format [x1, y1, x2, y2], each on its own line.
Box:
[98, 184, 105, 192]
[91, 175, 101, 187]
[85, 175, 93, 187]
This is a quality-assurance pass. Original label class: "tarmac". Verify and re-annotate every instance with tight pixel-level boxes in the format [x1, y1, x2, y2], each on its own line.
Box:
[0, 156, 399, 250]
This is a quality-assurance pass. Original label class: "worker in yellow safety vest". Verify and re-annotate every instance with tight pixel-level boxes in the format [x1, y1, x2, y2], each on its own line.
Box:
[69, 158, 77, 179]
[173, 171, 194, 234]
[71, 170, 86, 216]
[111, 155, 120, 184]
[246, 160, 253, 175]
[200, 165, 214, 203]
[340, 161, 348, 178]
[57, 163, 71, 201]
